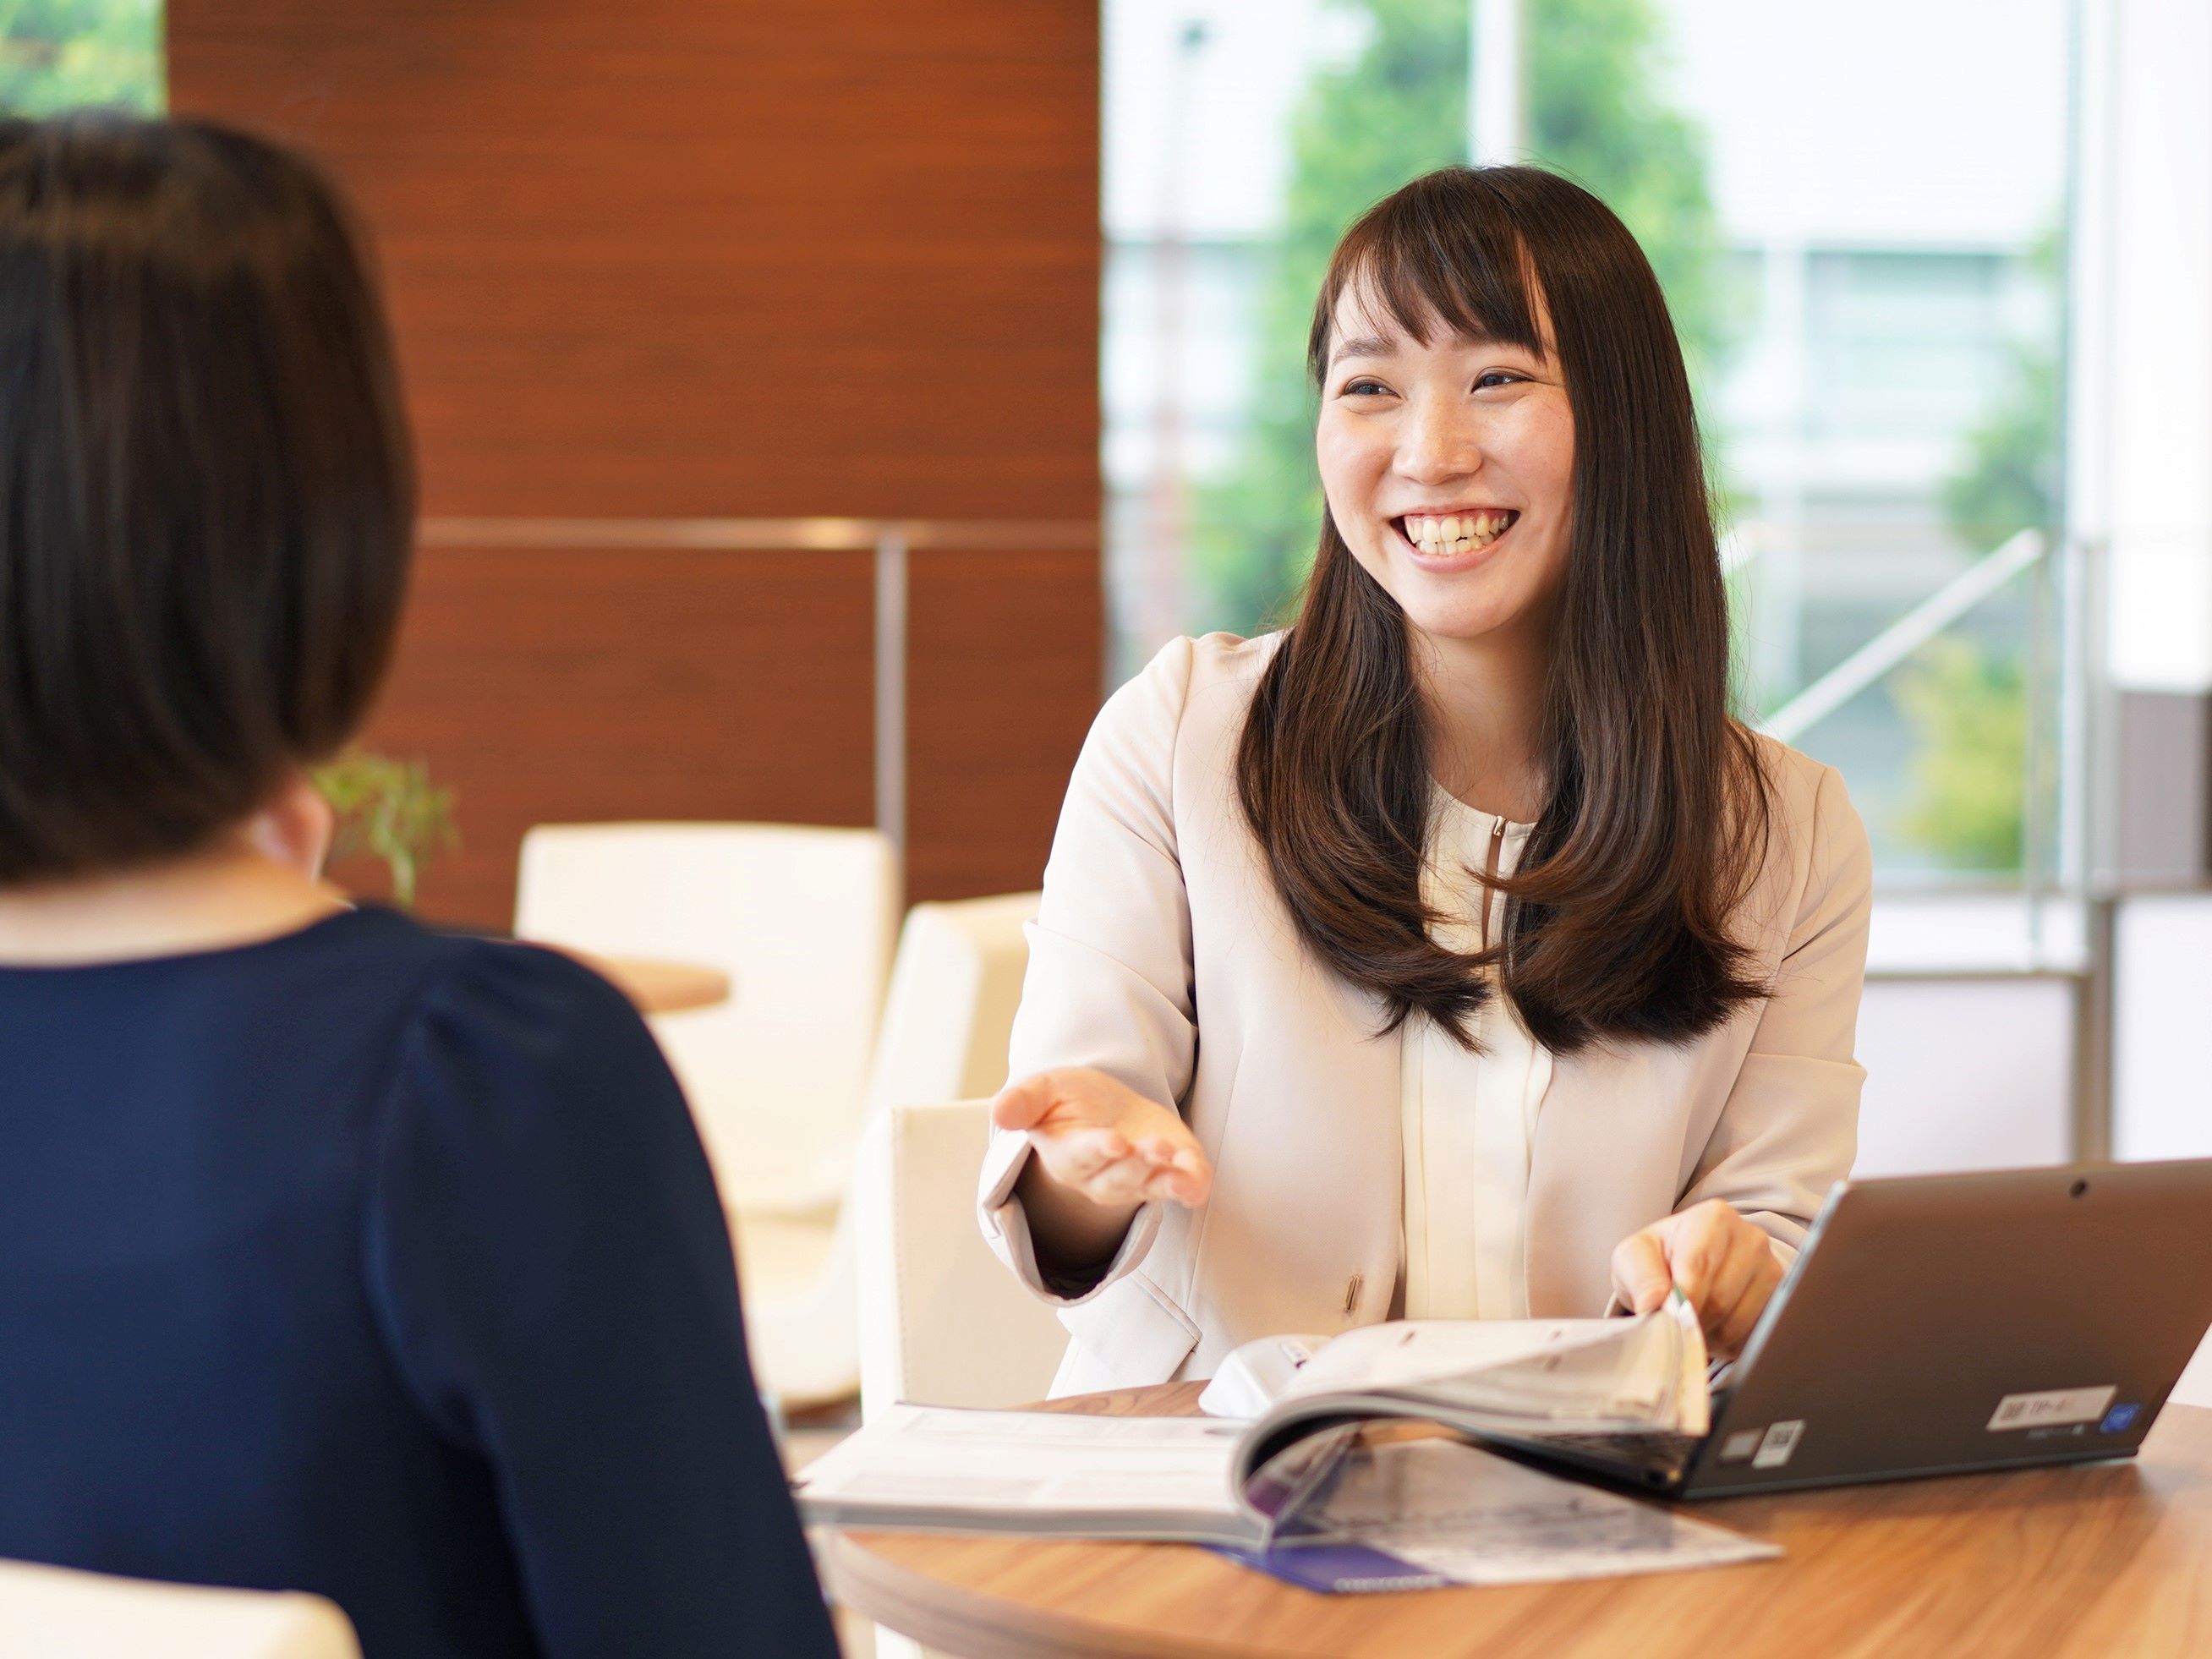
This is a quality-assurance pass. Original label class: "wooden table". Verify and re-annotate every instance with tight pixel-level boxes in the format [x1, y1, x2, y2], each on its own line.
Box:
[823, 1384, 2212, 1657]
[560, 950, 732, 1016]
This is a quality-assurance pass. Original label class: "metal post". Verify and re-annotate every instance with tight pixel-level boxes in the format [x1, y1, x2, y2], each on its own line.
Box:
[2072, 895, 2116, 1163]
[2022, 538, 2055, 961]
[873, 528, 908, 854]
[1468, 0, 1525, 166]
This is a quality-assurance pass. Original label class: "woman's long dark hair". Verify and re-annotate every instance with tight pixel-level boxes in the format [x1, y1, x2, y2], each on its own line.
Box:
[1236, 166, 1771, 1056]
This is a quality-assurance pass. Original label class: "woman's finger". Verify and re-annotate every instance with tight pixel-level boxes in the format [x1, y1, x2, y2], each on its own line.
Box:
[1140, 1153, 1213, 1206]
[1167, 1147, 1213, 1204]
[1610, 1229, 1673, 1315]
[1032, 1125, 1129, 1185]
[1711, 1250, 1782, 1358]
[1661, 1207, 1731, 1309]
[1081, 1150, 1159, 1207]
[1692, 1226, 1763, 1339]
[989, 1070, 1059, 1133]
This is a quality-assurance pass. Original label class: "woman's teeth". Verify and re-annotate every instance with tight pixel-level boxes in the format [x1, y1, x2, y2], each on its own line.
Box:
[1401, 511, 1516, 556]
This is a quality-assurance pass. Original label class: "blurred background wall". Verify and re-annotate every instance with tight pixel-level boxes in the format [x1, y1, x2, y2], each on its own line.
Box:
[164, 0, 1103, 923]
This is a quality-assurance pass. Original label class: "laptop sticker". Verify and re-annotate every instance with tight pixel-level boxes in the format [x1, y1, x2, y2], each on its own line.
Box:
[1986, 1386, 2116, 1432]
[1717, 1431, 1762, 1464]
[1751, 1420, 1804, 1470]
[2100, 1403, 2142, 1435]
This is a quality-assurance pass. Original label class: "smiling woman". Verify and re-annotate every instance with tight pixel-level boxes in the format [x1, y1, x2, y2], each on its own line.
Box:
[1251, 166, 1771, 1057]
[979, 165, 1875, 1396]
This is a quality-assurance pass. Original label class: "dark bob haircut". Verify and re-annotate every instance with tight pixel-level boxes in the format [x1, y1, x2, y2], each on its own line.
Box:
[1238, 166, 1771, 1056]
[0, 113, 413, 884]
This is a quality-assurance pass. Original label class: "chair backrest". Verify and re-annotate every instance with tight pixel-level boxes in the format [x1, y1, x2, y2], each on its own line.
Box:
[516, 822, 900, 1213]
[862, 892, 1040, 1114]
[856, 1098, 1069, 1421]
[741, 892, 1043, 1411]
[0, 1559, 359, 1659]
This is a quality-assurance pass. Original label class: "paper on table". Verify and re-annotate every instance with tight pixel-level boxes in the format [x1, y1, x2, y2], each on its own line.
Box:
[797, 1405, 1246, 1522]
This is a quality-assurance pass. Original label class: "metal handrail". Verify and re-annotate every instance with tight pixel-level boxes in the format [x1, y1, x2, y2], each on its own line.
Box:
[1757, 528, 2048, 745]
[413, 515, 1102, 851]
[418, 516, 1100, 551]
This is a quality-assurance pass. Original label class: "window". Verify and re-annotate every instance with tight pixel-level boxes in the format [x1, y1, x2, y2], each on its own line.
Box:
[1103, 0, 2074, 886]
[0, 0, 163, 116]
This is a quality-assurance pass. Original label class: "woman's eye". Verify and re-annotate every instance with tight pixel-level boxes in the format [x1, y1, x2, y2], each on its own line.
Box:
[1475, 371, 1523, 391]
[1341, 379, 1388, 397]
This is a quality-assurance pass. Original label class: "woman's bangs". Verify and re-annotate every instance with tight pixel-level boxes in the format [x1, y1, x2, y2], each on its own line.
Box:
[1310, 192, 1546, 381]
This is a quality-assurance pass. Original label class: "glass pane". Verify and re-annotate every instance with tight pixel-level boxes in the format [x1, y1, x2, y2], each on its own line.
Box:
[1102, 0, 2072, 884]
[0, 0, 164, 116]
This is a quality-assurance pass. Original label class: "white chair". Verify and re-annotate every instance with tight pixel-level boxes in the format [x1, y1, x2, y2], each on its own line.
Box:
[855, 1096, 1069, 1421]
[745, 893, 1043, 1410]
[0, 1559, 359, 1659]
[515, 822, 901, 1218]
[846, 895, 1060, 1421]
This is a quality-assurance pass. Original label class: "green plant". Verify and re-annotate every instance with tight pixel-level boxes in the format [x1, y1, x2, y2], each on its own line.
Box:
[0, 0, 162, 116]
[313, 750, 457, 910]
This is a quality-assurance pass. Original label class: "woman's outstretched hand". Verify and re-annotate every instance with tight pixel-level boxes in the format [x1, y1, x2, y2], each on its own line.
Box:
[1610, 1198, 1784, 1361]
[991, 1067, 1213, 1210]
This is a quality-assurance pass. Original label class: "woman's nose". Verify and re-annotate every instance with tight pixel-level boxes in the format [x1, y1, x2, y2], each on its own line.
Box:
[1393, 394, 1481, 485]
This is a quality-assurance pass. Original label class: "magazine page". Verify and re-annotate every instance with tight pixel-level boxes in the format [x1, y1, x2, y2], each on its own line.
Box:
[1229, 1300, 1710, 1498]
[1278, 1317, 1647, 1404]
[1284, 1300, 1706, 1423]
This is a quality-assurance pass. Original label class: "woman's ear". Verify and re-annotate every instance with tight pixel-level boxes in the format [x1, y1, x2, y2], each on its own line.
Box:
[243, 771, 337, 878]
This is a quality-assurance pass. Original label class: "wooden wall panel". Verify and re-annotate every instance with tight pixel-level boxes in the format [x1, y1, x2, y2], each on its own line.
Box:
[333, 548, 878, 923]
[168, 0, 1101, 924]
[907, 549, 1100, 901]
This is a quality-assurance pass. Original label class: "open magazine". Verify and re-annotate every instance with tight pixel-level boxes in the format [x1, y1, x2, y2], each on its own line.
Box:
[793, 1299, 1765, 1586]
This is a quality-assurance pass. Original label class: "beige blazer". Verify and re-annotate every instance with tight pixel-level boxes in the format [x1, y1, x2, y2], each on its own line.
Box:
[979, 632, 1873, 1395]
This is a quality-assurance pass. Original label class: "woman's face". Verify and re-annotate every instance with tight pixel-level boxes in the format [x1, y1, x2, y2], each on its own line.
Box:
[1315, 282, 1575, 649]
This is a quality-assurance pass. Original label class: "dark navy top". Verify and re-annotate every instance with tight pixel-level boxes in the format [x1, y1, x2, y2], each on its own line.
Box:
[0, 906, 836, 1657]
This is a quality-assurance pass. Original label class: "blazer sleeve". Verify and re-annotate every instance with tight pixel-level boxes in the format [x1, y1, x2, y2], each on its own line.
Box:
[364, 943, 838, 1658]
[1678, 761, 1874, 1267]
[977, 636, 1201, 1305]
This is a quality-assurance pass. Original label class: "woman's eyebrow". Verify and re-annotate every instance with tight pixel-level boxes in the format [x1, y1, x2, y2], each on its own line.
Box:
[1329, 334, 1394, 367]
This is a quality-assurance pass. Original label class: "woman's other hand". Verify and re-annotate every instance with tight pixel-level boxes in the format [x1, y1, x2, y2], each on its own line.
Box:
[992, 1068, 1214, 1211]
[1610, 1198, 1784, 1361]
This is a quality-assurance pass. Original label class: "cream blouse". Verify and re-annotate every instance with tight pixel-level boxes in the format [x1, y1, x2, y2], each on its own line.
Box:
[1399, 789, 1552, 1321]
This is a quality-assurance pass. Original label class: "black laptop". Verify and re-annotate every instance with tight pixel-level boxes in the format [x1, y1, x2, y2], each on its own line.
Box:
[1506, 1159, 2212, 1499]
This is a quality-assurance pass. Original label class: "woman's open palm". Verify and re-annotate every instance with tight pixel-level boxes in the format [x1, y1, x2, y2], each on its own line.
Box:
[990, 1068, 1213, 1209]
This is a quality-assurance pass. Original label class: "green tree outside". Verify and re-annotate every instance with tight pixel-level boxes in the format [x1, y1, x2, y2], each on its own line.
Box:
[1893, 638, 2029, 872]
[1185, 0, 1729, 637]
[0, 0, 162, 116]
[1892, 232, 2063, 874]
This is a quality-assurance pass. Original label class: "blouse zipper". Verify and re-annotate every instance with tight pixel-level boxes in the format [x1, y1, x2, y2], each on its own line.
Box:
[1480, 817, 1506, 951]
